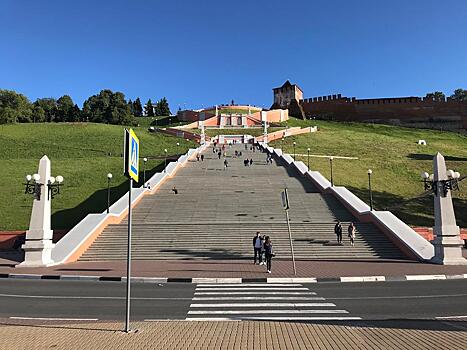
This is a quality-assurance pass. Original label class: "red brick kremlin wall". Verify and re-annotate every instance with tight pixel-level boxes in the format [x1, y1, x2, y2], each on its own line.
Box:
[299, 95, 467, 131]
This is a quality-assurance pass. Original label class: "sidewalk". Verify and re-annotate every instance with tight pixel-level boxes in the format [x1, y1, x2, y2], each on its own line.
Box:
[2, 257, 467, 281]
[0, 319, 466, 350]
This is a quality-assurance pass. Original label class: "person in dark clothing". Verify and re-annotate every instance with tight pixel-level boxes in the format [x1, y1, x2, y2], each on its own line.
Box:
[218, 151, 222, 159]
[253, 232, 263, 265]
[249, 158, 253, 166]
[201, 154, 204, 161]
[172, 186, 178, 194]
[334, 221, 343, 244]
[264, 236, 274, 273]
[244, 159, 249, 167]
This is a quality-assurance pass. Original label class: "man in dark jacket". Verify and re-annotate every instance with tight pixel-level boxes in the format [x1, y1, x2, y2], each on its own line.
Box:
[253, 231, 263, 264]
[334, 221, 343, 244]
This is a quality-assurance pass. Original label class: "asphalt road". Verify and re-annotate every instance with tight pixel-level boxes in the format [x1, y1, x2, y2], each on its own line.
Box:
[0, 279, 466, 321]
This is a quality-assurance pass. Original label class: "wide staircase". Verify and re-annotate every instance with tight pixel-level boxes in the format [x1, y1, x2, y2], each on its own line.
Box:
[79, 144, 408, 261]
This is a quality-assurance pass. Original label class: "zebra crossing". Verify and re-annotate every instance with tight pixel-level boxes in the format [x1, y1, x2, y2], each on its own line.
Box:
[185, 283, 361, 321]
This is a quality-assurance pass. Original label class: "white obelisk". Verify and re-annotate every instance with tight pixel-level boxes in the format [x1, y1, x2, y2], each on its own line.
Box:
[18, 155, 55, 267]
[431, 153, 466, 265]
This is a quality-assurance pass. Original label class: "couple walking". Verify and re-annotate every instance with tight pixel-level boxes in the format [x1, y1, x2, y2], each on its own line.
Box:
[253, 232, 274, 273]
[334, 221, 356, 246]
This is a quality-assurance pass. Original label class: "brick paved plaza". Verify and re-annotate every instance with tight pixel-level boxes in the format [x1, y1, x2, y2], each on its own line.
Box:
[1, 320, 466, 350]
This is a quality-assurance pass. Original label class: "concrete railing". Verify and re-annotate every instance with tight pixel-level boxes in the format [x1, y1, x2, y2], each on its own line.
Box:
[51, 143, 210, 265]
[258, 142, 434, 262]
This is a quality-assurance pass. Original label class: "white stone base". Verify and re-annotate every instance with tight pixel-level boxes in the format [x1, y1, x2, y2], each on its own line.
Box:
[18, 239, 55, 267]
[431, 236, 467, 265]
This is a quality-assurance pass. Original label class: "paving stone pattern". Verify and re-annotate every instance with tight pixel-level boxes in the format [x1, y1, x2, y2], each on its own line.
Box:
[1, 319, 466, 350]
[80, 145, 407, 261]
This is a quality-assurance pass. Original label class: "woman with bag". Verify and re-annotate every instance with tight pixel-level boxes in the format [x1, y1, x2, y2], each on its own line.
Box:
[264, 236, 274, 274]
[348, 222, 356, 246]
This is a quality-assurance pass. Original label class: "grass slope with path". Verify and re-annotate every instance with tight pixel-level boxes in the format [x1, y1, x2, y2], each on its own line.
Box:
[0, 123, 195, 231]
[272, 119, 466, 227]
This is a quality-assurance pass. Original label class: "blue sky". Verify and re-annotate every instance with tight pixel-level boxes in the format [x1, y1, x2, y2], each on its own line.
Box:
[1, 0, 466, 110]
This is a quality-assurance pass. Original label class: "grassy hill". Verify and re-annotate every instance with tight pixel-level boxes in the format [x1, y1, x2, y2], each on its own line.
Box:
[0, 123, 195, 231]
[271, 119, 467, 227]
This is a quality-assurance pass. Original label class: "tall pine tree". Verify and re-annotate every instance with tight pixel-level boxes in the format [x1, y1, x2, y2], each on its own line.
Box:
[145, 99, 154, 117]
[133, 97, 143, 117]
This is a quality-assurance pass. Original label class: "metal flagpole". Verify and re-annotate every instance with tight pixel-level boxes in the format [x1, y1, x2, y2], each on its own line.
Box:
[125, 178, 133, 332]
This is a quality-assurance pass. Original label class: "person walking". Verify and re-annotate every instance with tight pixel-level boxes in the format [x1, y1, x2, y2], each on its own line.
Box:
[223, 159, 228, 170]
[201, 154, 204, 161]
[348, 222, 356, 246]
[264, 236, 274, 273]
[249, 158, 253, 166]
[253, 232, 263, 265]
[334, 221, 343, 245]
[196, 154, 200, 161]
[217, 151, 222, 159]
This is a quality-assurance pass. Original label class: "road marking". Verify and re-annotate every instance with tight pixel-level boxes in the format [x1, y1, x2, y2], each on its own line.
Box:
[188, 310, 348, 315]
[194, 292, 316, 295]
[0, 293, 192, 300]
[435, 315, 467, 320]
[327, 294, 467, 300]
[186, 317, 362, 321]
[193, 297, 326, 301]
[190, 303, 336, 308]
[9, 317, 98, 321]
[196, 287, 309, 291]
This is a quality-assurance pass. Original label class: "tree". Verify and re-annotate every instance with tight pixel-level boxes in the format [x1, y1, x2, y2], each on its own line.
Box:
[82, 89, 133, 125]
[34, 98, 58, 122]
[425, 91, 445, 101]
[155, 97, 171, 116]
[57, 95, 77, 122]
[133, 97, 143, 117]
[0, 89, 33, 124]
[32, 105, 45, 123]
[145, 99, 154, 117]
[450, 89, 467, 102]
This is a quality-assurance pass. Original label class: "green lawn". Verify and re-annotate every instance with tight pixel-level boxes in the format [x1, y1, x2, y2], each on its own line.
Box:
[271, 119, 467, 227]
[0, 123, 196, 231]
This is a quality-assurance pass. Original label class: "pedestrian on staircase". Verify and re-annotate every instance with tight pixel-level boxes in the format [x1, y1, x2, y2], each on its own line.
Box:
[201, 154, 204, 161]
[348, 222, 356, 246]
[217, 151, 222, 159]
[223, 159, 228, 170]
[253, 232, 263, 265]
[335, 221, 343, 245]
[264, 236, 274, 273]
[196, 154, 200, 161]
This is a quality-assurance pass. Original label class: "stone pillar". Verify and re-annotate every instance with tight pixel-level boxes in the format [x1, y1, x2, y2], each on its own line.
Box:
[431, 153, 466, 265]
[200, 122, 206, 145]
[261, 111, 268, 143]
[18, 156, 55, 267]
[215, 105, 218, 117]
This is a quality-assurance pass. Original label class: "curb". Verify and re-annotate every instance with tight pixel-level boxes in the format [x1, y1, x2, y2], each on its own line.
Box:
[1, 273, 466, 283]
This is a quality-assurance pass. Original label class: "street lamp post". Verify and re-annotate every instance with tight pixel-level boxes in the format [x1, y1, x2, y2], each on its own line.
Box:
[107, 173, 112, 213]
[293, 142, 296, 159]
[281, 137, 285, 152]
[329, 156, 334, 186]
[164, 149, 168, 172]
[367, 169, 373, 211]
[143, 158, 147, 188]
[176, 142, 180, 156]
[307, 148, 310, 169]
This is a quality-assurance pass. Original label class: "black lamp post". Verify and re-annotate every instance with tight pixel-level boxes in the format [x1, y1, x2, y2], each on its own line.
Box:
[329, 156, 334, 186]
[307, 148, 310, 169]
[176, 142, 180, 155]
[164, 149, 168, 173]
[367, 169, 373, 211]
[143, 158, 147, 188]
[421, 170, 460, 196]
[107, 173, 112, 213]
[281, 137, 285, 152]
[293, 141, 296, 159]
